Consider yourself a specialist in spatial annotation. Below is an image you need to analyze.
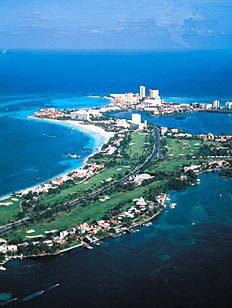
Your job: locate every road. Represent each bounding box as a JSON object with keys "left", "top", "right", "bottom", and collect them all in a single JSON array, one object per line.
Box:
[
  {"left": 0, "top": 217, "right": 31, "bottom": 234},
  {"left": 67, "top": 126, "right": 162, "bottom": 207},
  {"left": 0, "top": 126, "right": 162, "bottom": 234}
]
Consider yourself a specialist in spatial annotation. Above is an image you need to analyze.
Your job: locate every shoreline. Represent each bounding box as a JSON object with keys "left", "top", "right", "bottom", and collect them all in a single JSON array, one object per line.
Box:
[
  {"left": 28, "top": 117, "right": 114, "bottom": 144},
  {"left": 1, "top": 194, "right": 167, "bottom": 265},
  {"left": 0, "top": 117, "right": 114, "bottom": 200}
]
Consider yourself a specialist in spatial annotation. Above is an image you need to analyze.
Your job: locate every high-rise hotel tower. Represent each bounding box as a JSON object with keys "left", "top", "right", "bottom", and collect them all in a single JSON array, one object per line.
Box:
[{"left": 140, "top": 85, "right": 146, "bottom": 98}]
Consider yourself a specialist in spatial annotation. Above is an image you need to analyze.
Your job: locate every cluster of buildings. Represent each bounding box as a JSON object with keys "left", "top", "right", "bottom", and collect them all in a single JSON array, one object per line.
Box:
[
  {"left": 17, "top": 164, "right": 105, "bottom": 198},
  {"left": 198, "top": 133, "right": 232, "bottom": 143},
  {"left": 110, "top": 86, "right": 232, "bottom": 116},
  {"left": 70, "top": 106, "right": 120, "bottom": 121},
  {"left": 0, "top": 195, "right": 159, "bottom": 256},
  {"left": 111, "top": 85, "right": 193, "bottom": 115},
  {"left": 160, "top": 127, "right": 193, "bottom": 139},
  {"left": 71, "top": 109, "right": 102, "bottom": 121},
  {"left": 116, "top": 113, "right": 147, "bottom": 130},
  {"left": 211, "top": 100, "right": 232, "bottom": 110},
  {"left": 160, "top": 126, "right": 232, "bottom": 144},
  {"left": 34, "top": 108, "right": 71, "bottom": 119},
  {"left": 191, "top": 100, "right": 232, "bottom": 111},
  {"left": 0, "top": 238, "right": 18, "bottom": 254},
  {"left": 184, "top": 160, "right": 231, "bottom": 174},
  {"left": 130, "top": 173, "right": 152, "bottom": 186},
  {"left": 43, "top": 195, "right": 157, "bottom": 244}
]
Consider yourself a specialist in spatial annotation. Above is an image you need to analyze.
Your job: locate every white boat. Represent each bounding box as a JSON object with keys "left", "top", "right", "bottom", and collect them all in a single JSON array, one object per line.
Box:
[
  {"left": 67, "top": 153, "right": 80, "bottom": 158},
  {"left": 85, "top": 245, "right": 93, "bottom": 250},
  {"left": 143, "top": 222, "right": 152, "bottom": 226},
  {"left": 169, "top": 203, "right": 176, "bottom": 209},
  {"left": 0, "top": 265, "right": 6, "bottom": 271}
]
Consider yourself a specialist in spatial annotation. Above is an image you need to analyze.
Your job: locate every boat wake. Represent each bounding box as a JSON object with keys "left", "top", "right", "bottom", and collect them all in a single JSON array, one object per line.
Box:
[
  {"left": 46, "top": 283, "right": 60, "bottom": 291},
  {"left": 20, "top": 291, "right": 44, "bottom": 302},
  {"left": 0, "top": 298, "right": 17, "bottom": 306},
  {"left": 0, "top": 284, "right": 60, "bottom": 305}
]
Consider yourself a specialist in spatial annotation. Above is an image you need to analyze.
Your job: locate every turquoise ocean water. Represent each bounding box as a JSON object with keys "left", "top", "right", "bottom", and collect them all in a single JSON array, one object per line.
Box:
[{"left": 0, "top": 50, "right": 231, "bottom": 308}]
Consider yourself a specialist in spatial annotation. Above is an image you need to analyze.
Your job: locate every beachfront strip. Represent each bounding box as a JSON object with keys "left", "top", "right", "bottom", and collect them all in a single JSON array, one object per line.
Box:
[{"left": 0, "top": 94, "right": 232, "bottom": 265}]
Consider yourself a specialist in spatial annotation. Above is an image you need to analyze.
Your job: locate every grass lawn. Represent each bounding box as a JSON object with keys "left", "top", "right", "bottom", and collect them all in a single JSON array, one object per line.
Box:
[
  {"left": 40, "top": 131, "right": 148, "bottom": 206},
  {"left": 166, "top": 138, "right": 221, "bottom": 158},
  {"left": 0, "top": 197, "right": 22, "bottom": 225},
  {"left": 127, "top": 132, "right": 147, "bottom": 159},
  {"left": 5, "top": 180, "right": 166, "bottom": 241},
  {"left": 40, "top": 165, "right": 130, "bottom": 206}
]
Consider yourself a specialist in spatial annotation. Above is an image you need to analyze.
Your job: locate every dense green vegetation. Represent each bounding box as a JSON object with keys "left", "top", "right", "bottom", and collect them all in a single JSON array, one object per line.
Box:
[{"left": 1, "top": 122, "right": 231, "bottom": 255}]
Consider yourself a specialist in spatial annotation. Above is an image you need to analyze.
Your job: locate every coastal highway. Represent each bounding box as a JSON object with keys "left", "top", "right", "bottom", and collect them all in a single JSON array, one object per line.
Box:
[
  {"left": 67, "top": 126, "right": 162, "bottom": 207},
  {"left": 0, "top": 217, "right": 31, "bottom": 234},
  {"left": 0, "top": 126, "right": 162, "bottom": 234}
]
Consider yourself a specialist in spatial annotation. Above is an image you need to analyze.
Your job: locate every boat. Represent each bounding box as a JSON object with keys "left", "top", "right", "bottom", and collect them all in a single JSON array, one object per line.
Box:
[
  {"left": 0, "top": 265, "right": 6, "bottom": 271},
  {"left": 47, "top": 283, "right": 60, "bottom": 291},
  {"left": 169, "top": 203, "right": 176, "bottom": 209},
  {"left": 86, "top": 245, "right": 93, "bottom": 250},
  {"left": 83, "top": 242, "right": 93, "bottom": 249},
  {"left": 67, "top": 154, "right": 80, "bottom": 158},
  {"left": 219, "top": 194, "right": 222, "bottom": 198},
  {"left": 143, "top": 222, "right": 152, "bottom": 226}
]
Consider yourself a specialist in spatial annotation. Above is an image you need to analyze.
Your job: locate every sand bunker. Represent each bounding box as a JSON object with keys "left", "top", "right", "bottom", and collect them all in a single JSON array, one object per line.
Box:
[
  {"left": 26, "top": 229, "right": 35, "bottom": 234},
  {"left": 44, "top": 230, "right": 58, "bottom": 234},
  {"left": 0, "top": 202, "right": 13, "bottom": 206},
  {"left": 26, "top": 235, "right": 44, "bottom": 239}
]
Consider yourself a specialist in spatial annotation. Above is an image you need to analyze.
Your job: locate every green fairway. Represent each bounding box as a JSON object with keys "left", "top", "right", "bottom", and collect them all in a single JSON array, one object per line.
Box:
[
  {"left": 0, "top": 197, "right": 22, "bottom": 225},
  {"left": 127, "top": 132, "right": 147, "bottom": 159},
  {"left": 2, "top": 130, "right": 152, "bottom": 240},
  {"left": 40, "top": 131, "right": 148, "bottom": 206},
  {"left": 6, "top": 180, "right": 166, "bottom": 241}
]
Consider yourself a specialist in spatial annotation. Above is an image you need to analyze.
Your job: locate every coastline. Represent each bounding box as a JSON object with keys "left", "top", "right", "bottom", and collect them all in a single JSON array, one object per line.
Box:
[
  {"left": 0, "top": 194, "right": 167, "bottom": 265},
  {"left": 28, "top": 117, "right": 114, "bottom": 144},
  {"left": 0, "top": 117, "right": 114, "bottom": 200}
]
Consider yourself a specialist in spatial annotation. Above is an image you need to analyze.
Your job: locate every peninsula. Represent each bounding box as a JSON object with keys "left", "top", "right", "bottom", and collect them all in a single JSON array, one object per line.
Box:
[{"left": 0, "top": 87, "right": 231, "bottom": 265}]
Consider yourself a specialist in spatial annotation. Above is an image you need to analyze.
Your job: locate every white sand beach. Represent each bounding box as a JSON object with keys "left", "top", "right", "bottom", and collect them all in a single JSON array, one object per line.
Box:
[
  {"left": 29, "top": 117, "right": 114, "bottom": 145},
  {"left": 5, "top": 116, "right": 115, "bottom": 199}
]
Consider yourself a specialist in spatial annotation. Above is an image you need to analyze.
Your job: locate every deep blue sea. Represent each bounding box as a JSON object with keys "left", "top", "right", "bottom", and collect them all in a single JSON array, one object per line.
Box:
[{"left": 0, "top": 50, "right": 232, "bottom": 308}]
